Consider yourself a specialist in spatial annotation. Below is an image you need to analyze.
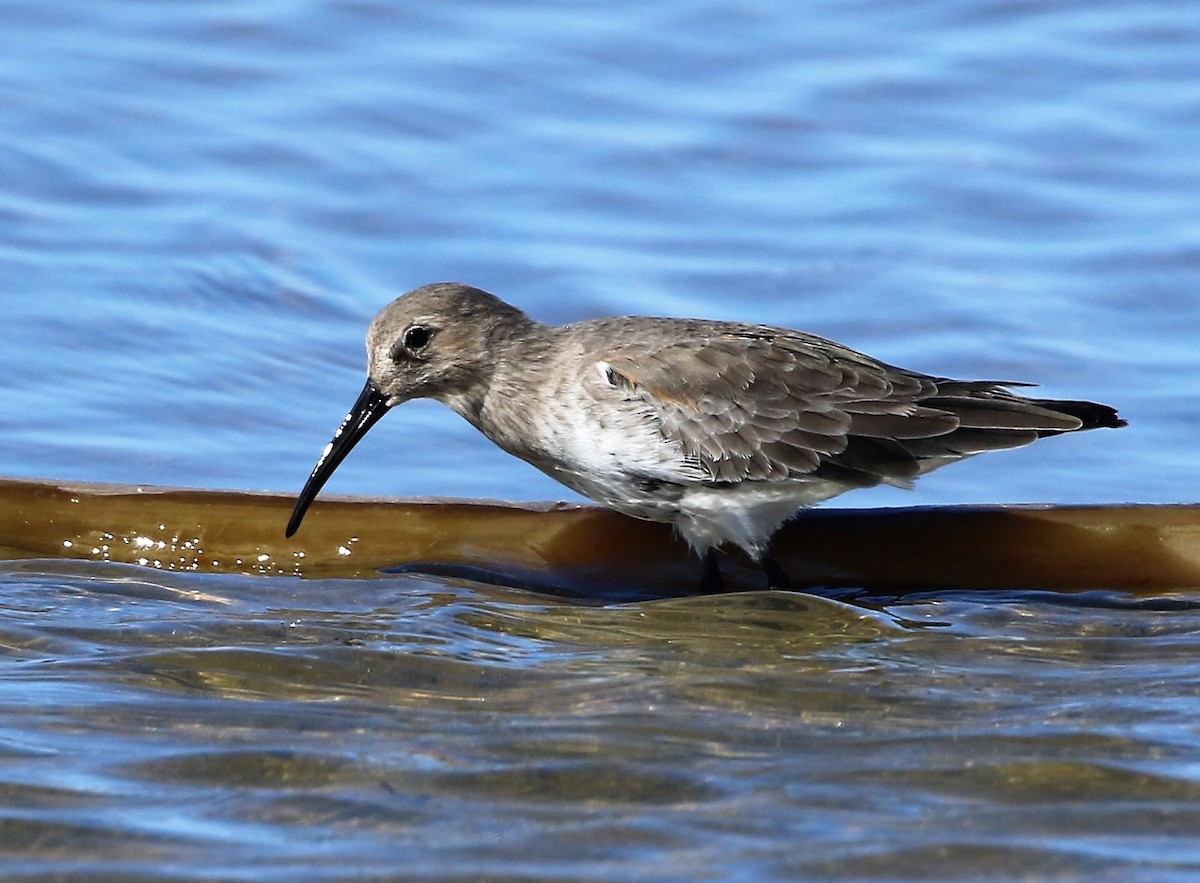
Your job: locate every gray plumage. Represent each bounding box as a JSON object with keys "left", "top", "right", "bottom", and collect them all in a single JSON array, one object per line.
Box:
[{"left": 287, "top": 282, "right": 1126, "bottom": 590}]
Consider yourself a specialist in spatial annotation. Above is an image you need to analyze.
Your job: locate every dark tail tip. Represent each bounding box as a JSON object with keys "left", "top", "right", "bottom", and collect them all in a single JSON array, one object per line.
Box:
[{"left": 1036, "top": 398, "right": 1127, "bottom": 430}]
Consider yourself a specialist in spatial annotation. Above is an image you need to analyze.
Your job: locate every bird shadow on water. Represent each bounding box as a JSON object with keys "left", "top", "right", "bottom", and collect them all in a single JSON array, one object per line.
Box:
[
  {"left": 380, "top": 559, "right": 1200, "bottom": 644},
  {"left": 381, "top": 558, "right": 757, "bottom": 604},
  {"left": 380, "top": 559, "right": 949, "bottom": 634}
]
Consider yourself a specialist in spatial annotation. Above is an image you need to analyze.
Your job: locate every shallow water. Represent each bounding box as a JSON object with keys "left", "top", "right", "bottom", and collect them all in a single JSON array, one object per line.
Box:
[
  {"left": 2, "top": 0, "right": 1200, "bottom": 878},
  {"left": 4, "top": 561, "right": 1200, "bottom": 879}
]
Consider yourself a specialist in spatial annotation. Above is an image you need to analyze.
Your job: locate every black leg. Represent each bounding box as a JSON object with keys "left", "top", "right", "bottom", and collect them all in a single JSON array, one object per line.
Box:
[
  {"left": 761, "top": 555, "right": 792, "bottom": 591},
  {"left": 698, "top": 547, "right": 724, "bottom": 593}
]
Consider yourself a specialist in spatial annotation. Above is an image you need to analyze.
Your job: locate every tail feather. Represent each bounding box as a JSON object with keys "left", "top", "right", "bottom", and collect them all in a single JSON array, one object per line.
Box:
[
  {"left": 1028, "top": 398, "right": 1127, "bottom": 431},
  {"left": 817, "top": 388, "right": 1126, "bottom": 489}
]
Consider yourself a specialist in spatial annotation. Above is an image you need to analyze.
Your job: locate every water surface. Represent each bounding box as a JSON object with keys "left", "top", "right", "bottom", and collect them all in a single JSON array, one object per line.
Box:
[
  {"left": 5, "top": 561, "right": 1200, "bottom": 879},
  {"left": 1, "top": 0, "right": 1199, "bottom": 878}
]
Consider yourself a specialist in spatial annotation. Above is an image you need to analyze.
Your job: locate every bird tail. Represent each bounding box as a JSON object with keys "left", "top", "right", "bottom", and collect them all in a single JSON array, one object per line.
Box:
[{"left": 1027, "top": 398, "right": 1127, "bottom": 432}]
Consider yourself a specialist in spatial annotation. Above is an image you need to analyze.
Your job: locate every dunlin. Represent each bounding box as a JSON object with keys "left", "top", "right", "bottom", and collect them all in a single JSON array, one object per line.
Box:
[{"left": 286, "top": 283, "right": 1126, "bottom": 591}]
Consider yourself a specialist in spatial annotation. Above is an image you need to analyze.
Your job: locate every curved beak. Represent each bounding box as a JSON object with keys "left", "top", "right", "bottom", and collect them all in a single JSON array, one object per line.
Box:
[{"left": 286, "top": 379, "right": 392, "bottom": 537}]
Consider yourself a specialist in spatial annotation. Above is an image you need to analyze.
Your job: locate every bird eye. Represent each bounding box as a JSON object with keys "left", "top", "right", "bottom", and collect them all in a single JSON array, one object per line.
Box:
[{"left": 403, "top": 325, "right": 432, "bottom": 350}]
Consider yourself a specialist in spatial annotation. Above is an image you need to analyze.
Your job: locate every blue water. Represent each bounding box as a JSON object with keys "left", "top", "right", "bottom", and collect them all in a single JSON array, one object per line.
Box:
[
  {"left": 3, "top": 0, "right": 1196, "bottom": 506},
  {"left": 2, "top": 0, "right": 1200, "bottom": 878}
]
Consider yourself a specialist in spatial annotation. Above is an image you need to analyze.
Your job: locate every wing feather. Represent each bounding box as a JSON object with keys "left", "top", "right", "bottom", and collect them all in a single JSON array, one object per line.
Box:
[{"left": 576, "top": 317, "right": 1098, "bottom": 487}]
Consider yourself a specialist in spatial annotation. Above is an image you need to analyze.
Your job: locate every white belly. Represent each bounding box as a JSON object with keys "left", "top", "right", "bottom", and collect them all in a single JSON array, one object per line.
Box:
[
  {"left": 672, "top": 480, "right": 855, "bottom": 560},
  {"left": 473, "top": 368, "right": 858, "bottom": 560},
  {"left": 533, "top": 458, "right": 855, "bottom": 562}
]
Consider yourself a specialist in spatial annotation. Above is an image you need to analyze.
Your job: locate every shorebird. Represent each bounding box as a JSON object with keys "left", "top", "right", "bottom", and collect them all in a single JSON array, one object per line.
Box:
[{"left": 286, "top": 283, "right": 1125, "bottom": 591}]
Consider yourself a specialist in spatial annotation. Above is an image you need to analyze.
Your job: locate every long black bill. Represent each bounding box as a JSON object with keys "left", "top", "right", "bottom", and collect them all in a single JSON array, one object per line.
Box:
[{"left": 285, "top": 379, "right": 392, "bottom": 538}]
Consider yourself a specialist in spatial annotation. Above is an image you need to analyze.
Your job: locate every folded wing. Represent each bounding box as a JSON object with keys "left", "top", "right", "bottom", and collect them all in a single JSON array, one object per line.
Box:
[{"left": 588, "top": 322, "right": 1118, "bottom": 490}]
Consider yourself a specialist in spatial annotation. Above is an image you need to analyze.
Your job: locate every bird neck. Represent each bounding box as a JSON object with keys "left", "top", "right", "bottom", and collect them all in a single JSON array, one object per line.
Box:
[
  {"left": 455, "top": 321, "right": 560, "bottom": 458},
  {"left": 438, "top": 311, "right": 552, "bottom": 419}
]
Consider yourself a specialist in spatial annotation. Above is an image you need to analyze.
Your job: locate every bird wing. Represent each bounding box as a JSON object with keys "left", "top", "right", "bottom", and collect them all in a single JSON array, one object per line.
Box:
[{"left": 583, "top": 320, "right": 1084, "bottom": 486}]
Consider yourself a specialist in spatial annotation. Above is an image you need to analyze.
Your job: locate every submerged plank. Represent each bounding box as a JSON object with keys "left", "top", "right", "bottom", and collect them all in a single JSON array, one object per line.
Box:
[{"left": 0, "top": 476, "right": 1197, "bottom": 596}]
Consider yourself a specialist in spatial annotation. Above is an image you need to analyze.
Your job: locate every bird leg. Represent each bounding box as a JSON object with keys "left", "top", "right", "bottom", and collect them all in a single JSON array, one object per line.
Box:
[
  {"left": 761, "top": 555, "right": 793, "bottom": 591},
  {"left": 697, "top": 547, "right": 724, "bottom": 594}
]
